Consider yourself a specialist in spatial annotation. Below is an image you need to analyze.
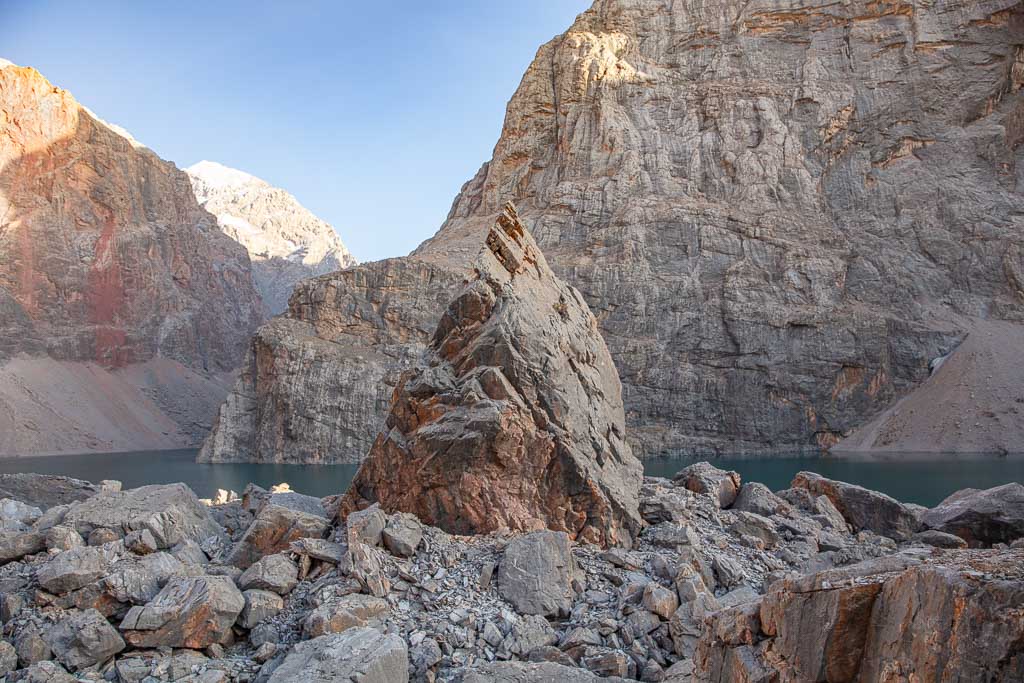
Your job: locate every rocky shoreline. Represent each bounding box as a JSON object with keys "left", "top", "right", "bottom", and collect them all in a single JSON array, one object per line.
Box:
[{"left": 0, "top": 465, "right": 1019, "bottom": 682}]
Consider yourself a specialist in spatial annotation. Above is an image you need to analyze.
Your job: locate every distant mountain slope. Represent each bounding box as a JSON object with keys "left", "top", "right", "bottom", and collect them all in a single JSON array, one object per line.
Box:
[
  {"left": 187, "top": 161, "right": 357, "bottom": 314},
  {"left": 0, "top": 60, "right": 264, "bottom": 454}
]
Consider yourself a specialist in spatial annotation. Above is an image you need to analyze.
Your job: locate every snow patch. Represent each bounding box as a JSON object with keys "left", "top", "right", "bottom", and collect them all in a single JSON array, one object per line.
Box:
[{"left": 186, "top": 161, "right": 264, "bottom": 190}]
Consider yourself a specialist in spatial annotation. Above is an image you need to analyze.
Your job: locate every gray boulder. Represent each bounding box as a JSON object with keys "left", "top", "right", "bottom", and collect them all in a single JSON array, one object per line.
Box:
[
  {"left": 674, "top": 463, "right": 741, "bottom": 508},
  {"left": 382, "top": 513, "right": 423, "bottom": 557},
  {"left": 498, "top": 531, "right": 579, "bottom": 617},
  {"left": 731, "top": 483, "right": 789, "bottom": 517},
  {"left": 36, "top": 546, "right": 107, "bottom": 594},
  {"left": 239, "top": 589, "right": 284, "bottom": 630},
  {"left": 61, "top": 483, "right": 226, "bottom": 549},
  {"left": 303, "top": 594, "right": 389, "bottom": 637},
  {"left": 266, "top": 628, "right": 408, "bottom": 683},
  {"left": 0, "top": 640, "right": 16, "bottom": 676},
  {"left": 464, "top": 661, "right": 629, "bottom": 682},
  {"left": 0, "top": 529, "right": 45, "bottom": 563},
  {"left": 43, "top": 608, "right": 125, "bottom": 671},
  {"left": 0, "top": 474, "right": 100, "bottom": 510},
  {"left": 922, "top": 483, "right": 1024, "bottom": 547},
  {"left": 791, "top": 472, "right": 919, "bottom": 540},
  {"left": 120, "top": 576, "right": 244, "bottom": 648},
  {"left": 346, "top": 504, "right": 386, "bottom": 547},
  {"left": 228, "top": 504, "right": 329, "bottom": 569},
  {"left": 912, "top": 529, "right": 968, "bottom": 549},
  {"left": 239, "top": 554, "right": 299, "bottom": 595}
]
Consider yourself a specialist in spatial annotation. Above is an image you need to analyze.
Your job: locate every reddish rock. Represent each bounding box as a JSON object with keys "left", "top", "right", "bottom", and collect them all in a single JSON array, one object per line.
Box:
[{"left": 340, "top": 204, "right": 642, "bottom": 547}]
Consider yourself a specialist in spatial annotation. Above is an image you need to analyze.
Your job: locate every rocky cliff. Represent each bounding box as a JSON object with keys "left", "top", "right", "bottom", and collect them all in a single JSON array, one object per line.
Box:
[
  {"left": 0, "top": 61, "right": 264, "bottom": 453},
  {"left": 186, "top": 161, "right": 357, "bottom": 315},
  {"left": 204, "top": 0, "right": 1024, "bottom": 462},
  {"left": 340, "top": 204, "right": 643, "bottom": 547}
]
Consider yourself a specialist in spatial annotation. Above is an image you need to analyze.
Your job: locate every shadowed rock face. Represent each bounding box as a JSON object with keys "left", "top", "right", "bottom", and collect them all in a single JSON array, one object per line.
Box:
[
  {"left": 203, "top": 0, "right": 1024, "bottom": 462},
  {"left": 340, "top": 204, "right": 643, "bottom": 547}
]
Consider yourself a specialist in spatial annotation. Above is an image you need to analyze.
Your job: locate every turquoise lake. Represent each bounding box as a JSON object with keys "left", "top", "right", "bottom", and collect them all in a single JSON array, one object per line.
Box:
[{"left": 0, "top": 450, "right": 1022, "bottom": 507}]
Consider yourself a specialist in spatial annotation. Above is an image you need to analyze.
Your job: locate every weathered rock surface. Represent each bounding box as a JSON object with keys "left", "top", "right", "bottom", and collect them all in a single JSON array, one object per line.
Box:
[
  {"left": 922, "top": 483, "right": 1024, "bottom": 546},
  {"left": 792, "top": 471, "right": 920, "bottom": 540},
  {"left": 186, "top": 160, "right": 357, "bottom": 315},
  {"left": 340, "top": 205, "right": 643, "bottom": 546},
  {"left": 695, "top": 550, "right": 1024, "bottom": 682},
  {"left": 61, "top": 483, "right": 226, "bottom": 549},
  {"left": 43, "top": 609, "right": 125, "bottom": 671},
  {"left": 0, "top": 62, "right": 263, "bottom": 455},
  {"left": 266, "top": 628, "right": 409, "bottom": 683},
  {"left": 120, "top": 576, "right": 244, "bottom": 648},
  {"left": 203, "top": 0, "right": 1024, "bottom": 461},
  {"left": 674, "top": 463, "right": 741, "bottom": 508},
  {"left": 464, "top": 661, "right": 628, "bottom": 682},
  {"left": 227, "top": 504, "right": 329, "bottom": 569},
  {"left": 0, "top": 475, "right": 99, "bottom": 510},
  {"left": 498, "top": 531, "right": 580, "bottom": 617}
]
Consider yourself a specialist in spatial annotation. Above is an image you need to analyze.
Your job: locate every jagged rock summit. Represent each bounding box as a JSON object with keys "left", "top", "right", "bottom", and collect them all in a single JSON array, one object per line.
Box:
[
  {"left": 0, "top": 60, "right": 264, "bottom": 455},
  {"left": 341, "top": 203, "right": 643, "bottom": 547},
  {"left": 186, "top": 160, "right": 357, "bottom": 315}
]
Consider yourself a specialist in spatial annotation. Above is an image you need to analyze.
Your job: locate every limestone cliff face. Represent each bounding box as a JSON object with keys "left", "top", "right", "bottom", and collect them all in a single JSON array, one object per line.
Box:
[
  {"left": 204, "top": 0, "right": 1024, "bottom": 462},
  {"left": 0, "top": 62, "right": 264, "bottom": 453},
  {"left": 186, "top": 161, "right": 357, "bottom": 315}
]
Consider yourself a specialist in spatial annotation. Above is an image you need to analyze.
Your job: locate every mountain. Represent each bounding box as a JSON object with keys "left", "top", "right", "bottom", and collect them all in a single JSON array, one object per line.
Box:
[
  {"left": 186, "top": 161, "right": 357, "bottom": 315},
  {"left": 0, "top": 61, "right": 264, "bottom": 455},
  {"left": 202, "top": 0, "right": 1024, "bottom": 463}
]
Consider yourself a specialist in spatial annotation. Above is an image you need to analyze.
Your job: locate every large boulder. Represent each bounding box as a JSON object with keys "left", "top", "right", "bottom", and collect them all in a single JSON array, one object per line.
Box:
[
  {"left": 340, "top": 205, "right": 643, "bottom": 547},
  {"left": 694, "top": 550, "right": 1024, "bottom": 682},
  {"left": 791, "top": 472, "right": 920, "bottom": 540},
  {"left": 36, "top": 546, "right": 108, "bottom": 594},
  {"left": 60, "top": 484, "right": 225, "bottom": 549},
  {"left": 43, "top": 609, "right": 124, "bottom": 671},
  {"left": 0, "top": 474, "right": 100, "bottom": 510},
  {"left": 498, "top": 530, "right": 580, "bottom": 617},
  {"left": 119, "top": 576, "right": 244, "bottom": 648},
  {"left": 267, "top": 628, "right": 408, "bottom": 683},
  {"left": 227, "top": 504, "right": 329, "bottom": 569},
  {"left": 922, "top": 483, "right": 1024, "bottom": 546},
  {"left": 463, "top": 661, "right": 629, "bottom": 682},
  {"left": 674, "top": 463, "right": 741, "bottom": 508}
]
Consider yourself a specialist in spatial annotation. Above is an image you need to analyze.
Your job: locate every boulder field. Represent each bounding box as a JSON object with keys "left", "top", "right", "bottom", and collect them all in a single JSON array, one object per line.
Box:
[{"left": 0, "top": 468, "right": 1019, "bottom": 681}]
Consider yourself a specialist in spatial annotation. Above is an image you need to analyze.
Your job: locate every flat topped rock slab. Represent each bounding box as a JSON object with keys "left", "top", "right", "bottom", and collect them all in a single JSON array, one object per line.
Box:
[
  {"left": 0, "top": 474, "right": 100, "bottom": 510},
  {"left": 266, "top": 627, "right": 409, "bottom": 683},
  {"left": 791, "top": 472, "right": 920, "bottom": 540},
  {"left": 61, "top": 483, "right": 225, "bottom": 549},
  {"left": 340, "top": 204, "right": 643, "bottom": 547},
  {"left": 922, "top": 483, "right": 1024, "bottom": 546}
]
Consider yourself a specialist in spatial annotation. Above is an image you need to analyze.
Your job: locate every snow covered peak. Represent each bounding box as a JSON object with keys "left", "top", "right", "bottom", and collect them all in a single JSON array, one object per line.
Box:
[
  {"left": 0, "top": 58, "right": 17, "bottom": 70},
  {"left": 185, "top": 160, "right": 357, "bottom": 314},
  {"left": 186, "top": 160, "right": 266, "bottom": 191}
]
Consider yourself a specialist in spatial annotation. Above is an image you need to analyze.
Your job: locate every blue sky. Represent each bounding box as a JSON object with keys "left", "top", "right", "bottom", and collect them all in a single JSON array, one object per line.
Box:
[{"left": 0, "top": 1, "right": 589, "bottom": 261}]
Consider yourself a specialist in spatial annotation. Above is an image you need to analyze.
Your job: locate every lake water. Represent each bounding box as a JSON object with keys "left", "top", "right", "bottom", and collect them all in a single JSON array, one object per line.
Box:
[{"left": 0, "top": 450, "right": 1022, "bottom": 507}]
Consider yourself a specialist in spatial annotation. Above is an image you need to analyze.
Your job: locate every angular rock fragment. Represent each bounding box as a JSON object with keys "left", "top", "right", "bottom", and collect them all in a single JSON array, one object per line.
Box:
[
  {"left": 228, "top": 504, "right": 329, "bottom": 569},
  {"left": 382, "top": 512, "right": 423, "bottom": 557},
  {"left": 43, "top": 608, "right": 125, "bottom": 671},
  {"left": 340, "top": 204, "right": 642, "bottom": 547},
  {"left": 464, "top": 661, "right": 629, "bottom": 682},
  {"left": 0, "top": 529, "right": 45, "bottom": 563},
  {"left": 266, "top": 627, "right": 409, "bottom": 683},
  {"left": 36, "top": 546, "right": 107, "bottom": 594},
  {"left": 303, "top": 594, "right": 389, "bottom": 637},
  {"left": 120, "top": 576, "right": 244, "bottom": 648},
  {"left": 239, "top": 589, "right": 284, "bottom": 630},
  {"left": 674, "top": 463, "right": 741, "bottom": 508},
  {"left": 238, "top": 554, "right": 298, "bottom": 595},
  {"left": 498, "top": 531, "right": 579, "bottom": 617}
]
